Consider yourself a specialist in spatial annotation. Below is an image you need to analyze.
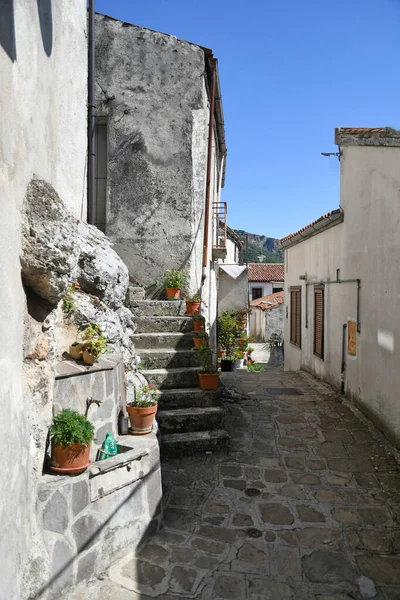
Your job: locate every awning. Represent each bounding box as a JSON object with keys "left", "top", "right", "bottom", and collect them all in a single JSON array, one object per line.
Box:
[{"left": 218, "top": 265, "right": 247, "bottom": 279}]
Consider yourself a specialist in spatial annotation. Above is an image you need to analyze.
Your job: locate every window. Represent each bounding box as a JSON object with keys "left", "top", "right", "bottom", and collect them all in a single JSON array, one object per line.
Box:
[
  {"left": 314, "top": 287, "right": 324, "bottom": 359},
  {"left": 94, "top": 119, "right": 108, "bottom": 232},
  {"left": 273, "top": 286, "right": 283, "bottom": 293},
  {"left": 290, "top": 287, "right": 301, "bottom": 347},
  {"left": 252, "top": 287, "right": 263, "bottom": 301}
]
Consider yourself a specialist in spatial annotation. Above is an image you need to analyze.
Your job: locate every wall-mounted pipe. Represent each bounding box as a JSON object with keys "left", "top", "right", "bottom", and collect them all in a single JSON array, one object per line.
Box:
[
  {"left": 202, "top": 58, "right": 216, "bottom": 278},
  {"left": 87, "top": 0, "right": 96, "bottom": 224},
  {"left": 305, "top": 278, "right": 361, "bottom": 332},
  {"left": 341, "top": 323, "right": 347, "bottom": 395}
]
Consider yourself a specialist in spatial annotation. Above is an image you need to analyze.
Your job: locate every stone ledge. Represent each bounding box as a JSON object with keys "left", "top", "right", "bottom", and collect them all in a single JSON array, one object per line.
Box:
[{"left": 55, "top": 354, "right": 123, "bottom": 379}]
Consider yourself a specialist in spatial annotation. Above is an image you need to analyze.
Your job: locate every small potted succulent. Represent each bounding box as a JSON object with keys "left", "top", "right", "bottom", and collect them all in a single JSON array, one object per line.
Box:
[
  {"left": 193, "top": 311, "right": 206, "bottom": 332},
  {"left": 196, "top": 334, "right": 219, "bottom": 390},
  {"left": 49, "top": 409, "right": 95, "bottom": 474},
  {"left": 126, "top": 384, "right": 159, "bottom": 434},
  {"left": 185, "top": 294, "right": 201, "bottom": 316},
  {"left": 164, "top": 269, "right": 187, "bottom": 300},
  {"left": 81, "top": 323, "right": 108, "bottom": 365}
]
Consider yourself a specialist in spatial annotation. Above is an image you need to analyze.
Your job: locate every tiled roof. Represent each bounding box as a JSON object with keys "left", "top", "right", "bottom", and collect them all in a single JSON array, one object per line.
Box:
[
  {"left": 280, "top": 209, "right": 343, "bottom": 244},
  {"left": 250, "top": 291, "right": 285, "bottom": 311},
  {"left": 336, "top": 127, "right": 400, "bottom": 138},
  {"left": 248, "top": 263, "right": 284, "bottom": 282}
]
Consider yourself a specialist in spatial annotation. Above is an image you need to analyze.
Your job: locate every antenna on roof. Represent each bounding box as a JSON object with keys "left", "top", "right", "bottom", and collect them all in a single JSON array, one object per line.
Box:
[
  {"left": 321, "top": 151, "right": 342, "bottom": 161},
  {"left": 257, "top": 255, "right": 264, "bottom": 263}
]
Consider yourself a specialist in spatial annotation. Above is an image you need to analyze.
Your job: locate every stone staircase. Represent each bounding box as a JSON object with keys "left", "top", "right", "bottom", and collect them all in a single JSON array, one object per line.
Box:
[{"left": 128, "top": 287, "right": 229, "bottom": 456}]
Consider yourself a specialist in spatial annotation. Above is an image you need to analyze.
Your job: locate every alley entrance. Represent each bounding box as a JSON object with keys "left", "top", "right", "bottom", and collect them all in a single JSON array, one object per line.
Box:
[{"left": 66, "top": 365, "right": 400, "bottom": 600}]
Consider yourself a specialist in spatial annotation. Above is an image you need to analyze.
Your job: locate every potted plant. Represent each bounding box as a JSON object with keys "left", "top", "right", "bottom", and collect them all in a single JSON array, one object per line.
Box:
[
  {"left": 235, "top": 307, "right": 251, "bottom": 330},
  {"left": 197, "top": 334, "right": 219, "bottom": 390},
  {"left": 217, "top": 311, "right": 241, "bottom": 369},
  {"left": 193, "top": 331, "right": 207, "bottom": 349},
  {"left": 237, "top": 332, "right": 250, "bottom": 350},
  {"left": 49, "top": 409, "right": 95, "bottom": 474},
  {"left": 193, "top": 312, "right": 206, "bottom": 332},
  {"left": 68, "top": 341, "right": 87, "bottom": 360},
  {"left": 185, "top": 294, "right": 201, "bottom": 315},
  {"left": 81, "top": 322, "right": 108, "bottom": 365},
  {"left": 247, "top": 346, "right": 255, "bottom": 357},
  {"left": 163, "top": 269, "right": 187, "bottom": 300},
  {"left": 126, "top": 384, "right": 159, "bottom": 434}
]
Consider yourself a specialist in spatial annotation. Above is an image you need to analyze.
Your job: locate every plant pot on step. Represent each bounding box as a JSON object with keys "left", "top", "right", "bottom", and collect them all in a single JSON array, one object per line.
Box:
[
  {"left": 166, "top": 287, "right": 181, "bottom": 300},
  {"left": 68, "top": 342, "right": 86, "bottom": 360},
  {"left": 126, "top": 404, "right": 158, "bottom": 435},
  {"left": 185, "top": 300, "right": 201, "bottom": 315},
  {"left": 193, "top": 320, "right": 205, "bottom": 332},
  {"left": 218, "top": 349, "right": 226, "bottom": 359},
  {"left": 49, "top": 409, "right": 94, "bottom": 475},
  {"left": 198, "top": 372, "right": 220, "bottom": 390},
  {"left": 51, "top": 443, "right": 91, "bottom": 474}
]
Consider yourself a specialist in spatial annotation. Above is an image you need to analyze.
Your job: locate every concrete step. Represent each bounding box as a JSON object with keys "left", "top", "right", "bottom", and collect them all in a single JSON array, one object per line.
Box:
[
  {"left": 127, "top": 286, "right": 146, "bottom": 303},
  {"left": 132, "top": 332, "right": 194, "bottom": 350},
  {"left": 158, "top": 407, "right": 224, "bottom": 433},
  {"left": 157, "top": 388, "right": 219, "bottom": 409},
  {"left": 161, "top": 429, "right": 229, "bottom": 457},
  {"left": 137, "top": 349, "right": 200, "bottom": 369},
  {"left": 137, "top": 316, "right": 193, "bottom": 334},
  {"left": 130, "top": 300, "right": 187, "bottom": 317},
  {"left": 142, "top": 367, "right": 199, "bottom": 389}
]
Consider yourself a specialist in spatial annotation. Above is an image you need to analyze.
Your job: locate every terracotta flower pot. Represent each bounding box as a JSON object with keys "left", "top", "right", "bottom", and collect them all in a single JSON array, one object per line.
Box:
[
  {"left": 198, "top": 373, "right": 220, "bottom": 390},
  {"left": 218, "top": 349, "right": 226, "bottom": 359},
  {"left": 166, "top": 287, "right": 181, "bottom": 300},
  {"left": 82, "top": 348, "right": 97, "bottom": 365},
  {"left": 239, "top": 320, "right": 247, "bottom": 330},
  {"left": 238, "top": 339, "right": 247, "bottom": 350},
  {"left": 126, "top": 404, "right": 158, "bottom": 435},
  {"left": 193, "top": 320, "right": 205, "bottom": 332},
  {"left": 193, "top": 337, "right": 204, "bottom": 348},
  {"left": 68, "top": 342, "right": 86, "bottom": 360},
  {"left": 51, "top": 443, "right": 91, "bottom": 474},
  {"left": 185, "top": 301, "right": 201, "bottom": 315}
]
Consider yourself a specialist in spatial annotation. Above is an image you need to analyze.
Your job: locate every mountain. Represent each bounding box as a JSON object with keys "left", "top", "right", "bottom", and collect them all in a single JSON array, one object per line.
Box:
[{"left": 233, "top": 229, "right": 284, "bottom": 263}]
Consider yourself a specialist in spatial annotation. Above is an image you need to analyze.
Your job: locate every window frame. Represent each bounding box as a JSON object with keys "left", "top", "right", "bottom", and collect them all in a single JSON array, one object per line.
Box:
[
  {"left": 313, "top": 285, "right": 324, "bottom": 360},
  {"left": 290, "top": 286, "right": 302, "bottom": 348},
  {"left": 251, "top": 287, "right": 263, "bottom": 301}
]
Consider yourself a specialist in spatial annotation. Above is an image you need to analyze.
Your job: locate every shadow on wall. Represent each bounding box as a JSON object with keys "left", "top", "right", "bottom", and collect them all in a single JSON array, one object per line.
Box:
[
  {"left": 0, "top": 0, "right": 17, "bottom": 61},
  {"left": 0, "top": 0, "right": 53, "bottom": 62}
]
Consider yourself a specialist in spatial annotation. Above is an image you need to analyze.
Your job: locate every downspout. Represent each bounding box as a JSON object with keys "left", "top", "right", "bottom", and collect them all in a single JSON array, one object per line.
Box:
[
  {"left": 341, "top": 323, "right": 347, "bottom": 395},
  {"left": 202, "top": 58, "right": 216, "bottom": 279},
  {"left": 87, "top": 0, "right": 96, "bottom": 224}
]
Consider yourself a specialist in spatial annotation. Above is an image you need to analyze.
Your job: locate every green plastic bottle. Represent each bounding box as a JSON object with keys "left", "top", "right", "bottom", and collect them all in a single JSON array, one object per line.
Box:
[{"left": 98, "top": 432, "right": 118, "bottom": 460}]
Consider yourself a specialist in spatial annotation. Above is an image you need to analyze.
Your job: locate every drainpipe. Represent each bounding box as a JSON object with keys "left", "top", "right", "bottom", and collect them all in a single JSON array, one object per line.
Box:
[
  {"left": 87, "top": 0, "right": 96, "bottom": 224},
  {"left": 202, "top": 58, "right": 216, "bottom": 279},
  {"left": 341, "top": 323, "right": 347, "bottom": 395}
]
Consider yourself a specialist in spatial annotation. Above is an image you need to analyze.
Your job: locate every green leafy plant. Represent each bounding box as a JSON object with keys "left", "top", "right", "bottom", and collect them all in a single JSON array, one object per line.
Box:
[
  {"left": 196, "top": 333, "right": 217, "bottom": 374},
  {"left": 193, "top": 312, "right": 205, "bottom": 322},
  {"left": 82, "top": 322, "right": 108, "bottom": 357},
  {"left": 186, "top": 294, "right": 201, "bottom": 302},
  {"left": 49, "top": 409, "right": 95, "bottom": 448},
  {"left": 62, "top": 285, "right": 76, "bottom": 313},
  {"left": 248, "top": 363, "right": 264, "bottom": 372},
  {"left": 163, "top": 269, "right": 188, "bottom": 289},
  {"left": 129, "top": 384, "right": 160, "bottom": 408},
  {"left": 217, "top": 311, "right": 242, "bottom": 354},
  {"left": 247, "top": 346, "right": 255, "bottom": 355}
]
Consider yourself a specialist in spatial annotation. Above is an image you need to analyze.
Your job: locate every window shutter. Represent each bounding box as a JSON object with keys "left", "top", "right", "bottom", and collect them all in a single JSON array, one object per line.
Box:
[
  {"left": 290, "top": 287, "right": 301, "bottom": 347},
  {"left": 314, "top": 288, "right": 324, "bottom": 359}
]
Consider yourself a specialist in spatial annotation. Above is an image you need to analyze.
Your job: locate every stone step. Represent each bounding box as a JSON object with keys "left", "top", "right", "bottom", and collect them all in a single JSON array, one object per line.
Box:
[
  {"left": 158, "top": 407, "right": 224, "bottom": 433},
  {"left": 127, "top": 286, "right": 146, "bottom": 303},
  {"left": 132, "top": 332, "right": 194, "bottom": 350},
  {"left": 130, "top": 300, "right": 187, "bottom": 317},
  {"left": 137, "top": 316, "right": 193, "bottom": 334},
  {"left": 142, "top": 367, "right": 199, "bottom": 389},
  {"left": 161, "top": 430, "right": 229, "bottom": 457},
  {"left": 157, "top": 388, "right": 219, "bottom": 409},
  {"left": 137, "top": 349, "right": 200, "bottom": 369}
]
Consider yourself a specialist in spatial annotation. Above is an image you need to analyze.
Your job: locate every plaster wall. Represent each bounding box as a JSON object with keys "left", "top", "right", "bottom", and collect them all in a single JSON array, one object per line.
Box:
[
  {"left": 95, "top": 15, "right": 220, "bottom": 296},
  {"left": 284, "top": 144, "right": 400, "bottom": 445},
  {"left": 266, "top": 304, "right": 284, "bottom": 341},
  {"left": 0, "top": 3, "right": 87, "bottom": 597},
  {"left": 249, "top": 281, "right": 273, "bottom": 300},
  {"left": 249, "top": 306, "right": 266, "bottom": 341},
  {"left": 218, "top": 266, "right": 249, "bottom": 314}
]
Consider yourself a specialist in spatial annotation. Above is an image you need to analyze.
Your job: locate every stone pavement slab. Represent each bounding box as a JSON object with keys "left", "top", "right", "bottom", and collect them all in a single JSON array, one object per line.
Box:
[{"left": 63, "top": 367, "right": 400, "bottom": 600}]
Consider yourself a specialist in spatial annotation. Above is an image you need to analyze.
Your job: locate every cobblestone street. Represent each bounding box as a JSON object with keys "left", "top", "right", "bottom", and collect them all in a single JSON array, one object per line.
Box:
[{"left": 66, "top": 365, "right": 400, "bottom": 600}]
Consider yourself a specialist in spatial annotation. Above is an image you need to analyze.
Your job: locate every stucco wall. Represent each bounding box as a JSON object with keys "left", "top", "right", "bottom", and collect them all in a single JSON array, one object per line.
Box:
[
  {"left": 0, "top": 3, "right": 87, "bottom": 597},
  {"left": 95, "top": 15, "right": 219, "bottom": 295},
  {"left": 284, "top": 143, "right": 400, "bottom": 445},
  {"left": 266, "top": 304, "right": 284, "bottom": 341}
]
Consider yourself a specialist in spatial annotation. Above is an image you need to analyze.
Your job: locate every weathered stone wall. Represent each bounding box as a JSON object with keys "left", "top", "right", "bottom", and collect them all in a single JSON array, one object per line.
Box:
[
  {"left": 0, "top": 3, "right": 87, "bottom": 597},
  {"left": 94, "top": 14, "right": 210, "bottom": 292},
  {"left": 265, "top": 304, "right": 284, "bottom": 341}
]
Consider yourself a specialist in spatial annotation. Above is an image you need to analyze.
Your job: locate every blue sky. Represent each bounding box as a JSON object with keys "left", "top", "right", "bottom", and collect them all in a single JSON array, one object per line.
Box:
[{"left": 96, "top": 0, "right": 400, "bottom": 239}]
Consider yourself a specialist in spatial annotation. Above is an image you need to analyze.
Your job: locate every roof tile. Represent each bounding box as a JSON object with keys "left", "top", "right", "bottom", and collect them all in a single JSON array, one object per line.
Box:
[
  {"left": 250, "top": 291, "right": 285, "bottom": 311},
  {"left": 248, "top": 263, "right": 284, "bottom": 282}
]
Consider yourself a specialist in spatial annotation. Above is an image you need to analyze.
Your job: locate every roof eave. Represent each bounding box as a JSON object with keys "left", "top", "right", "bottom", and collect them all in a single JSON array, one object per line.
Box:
[{"left": 280, "top": 209, "right": 344, "bottom": 250}]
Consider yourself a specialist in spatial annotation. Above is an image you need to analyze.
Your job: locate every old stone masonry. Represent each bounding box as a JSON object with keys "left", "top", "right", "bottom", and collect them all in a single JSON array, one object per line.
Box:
[{"left": 65, "top": 366, "right": 400, "bottom": 600}]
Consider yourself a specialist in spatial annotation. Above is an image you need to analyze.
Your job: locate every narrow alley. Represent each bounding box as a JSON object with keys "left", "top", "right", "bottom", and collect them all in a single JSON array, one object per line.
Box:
[{"left": 66, "top": 362, "right": 400, "bottom": 600}]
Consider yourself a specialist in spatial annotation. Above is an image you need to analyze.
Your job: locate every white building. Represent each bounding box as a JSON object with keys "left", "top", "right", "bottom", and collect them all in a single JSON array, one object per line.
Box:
[
  {"left": 281, "top": 127, "right": 400, "bottom": 447},
  {"left": 248, "top": 263, "right": 284, "bottom": 301}
]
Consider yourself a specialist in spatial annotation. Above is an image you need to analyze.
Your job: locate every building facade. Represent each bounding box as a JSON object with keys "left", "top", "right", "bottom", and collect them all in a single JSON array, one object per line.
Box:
[
  {"left": 249, "top": 291, "right": 284, "bottom": 342},
  {"left": 281, "top": 127, "right": 400, "bottom": 446},
  {"left": 248, "top": 263, "right": 284, "bottom": 301}
]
